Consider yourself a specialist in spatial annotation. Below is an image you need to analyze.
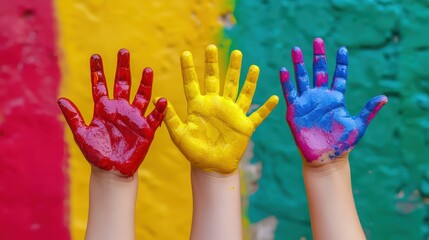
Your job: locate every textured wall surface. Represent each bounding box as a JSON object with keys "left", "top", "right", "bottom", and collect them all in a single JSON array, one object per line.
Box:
[
  {"left": 0, "top": 0, "right": 69, "bottom": 239},
  {"left": 1, "top": 0, "right": 429, "bottom": 239},
  {"left": 228, "top": 1, "right": 429, "bottom": 239},
  {"left": 55, "top": 0, "right": 233, "bottom": 239}
]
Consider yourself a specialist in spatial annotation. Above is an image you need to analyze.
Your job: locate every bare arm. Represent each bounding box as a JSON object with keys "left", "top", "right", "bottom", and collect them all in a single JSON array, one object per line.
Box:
[
  {"left": 162, "top": 45, "right": 278, "bottom": 239},
  {"left": 58, "top": 49, "right": 166, "bottom": 240},
  {"left": 303, "top": 158, "right": 365, "bottom": 240},
  {"left": 279, "top": 38, "right": 387, "bottom": 240},
  {"left": 190, "top": 168, "right": 242, "bottom": 240},
  {"left": 85, "top": 168, "right": 138, "bottom": 240}
]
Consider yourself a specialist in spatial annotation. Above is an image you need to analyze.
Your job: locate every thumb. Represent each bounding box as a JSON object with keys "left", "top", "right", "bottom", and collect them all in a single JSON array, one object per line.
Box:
[
  {"left": 58, "top": 98, "right": 87, "bottom": 138},
  {"left": 358, "top": 95, "right": 388, "bottom": 126},
  {"left": 154, "top": 97, "right": 185, "bottom": 143},
  {"left": 147, "top": 97, "right": 167, "bottom": 130}
]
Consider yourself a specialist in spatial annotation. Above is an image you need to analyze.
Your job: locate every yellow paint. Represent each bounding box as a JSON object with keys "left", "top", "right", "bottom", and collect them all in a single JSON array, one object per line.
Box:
[
  {"left": 163, "top": 45, "right": 279, "bottom": 174},
  {"left": 55, "top": 0, "right": 235, "bottom": 239}
]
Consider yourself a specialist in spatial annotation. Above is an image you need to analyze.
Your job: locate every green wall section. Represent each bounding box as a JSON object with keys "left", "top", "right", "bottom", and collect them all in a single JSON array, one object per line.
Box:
[{"left": 226, "top": 1, "right": 429, "bottom": 239}]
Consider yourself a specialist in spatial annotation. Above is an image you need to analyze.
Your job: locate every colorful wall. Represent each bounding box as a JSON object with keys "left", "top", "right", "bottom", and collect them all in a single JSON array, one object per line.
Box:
[{"left": 0, "top": 0, "right": 428, "bottom": 239}]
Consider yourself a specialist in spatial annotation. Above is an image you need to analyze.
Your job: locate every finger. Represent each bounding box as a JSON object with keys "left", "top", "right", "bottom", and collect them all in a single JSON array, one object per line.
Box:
[
  {"left": 249, "top": 95, "right": 279, "bottom": 128},
  {"left": 291, "top": 47, "right": 310, "bottom": 95},
  {"left": 147, "top": 97, "right": 167, "bottom": 130},
  {"left": 331, "top": 47, "right": 348, "bottom": 93},
  {"left": 57, "top": 98, "right": 87, "bottom": 136},
  {"left": 358, "top": 95, "right": 388, "bottom": 125},
  {"left": 313, "top": 38, "right": 329, "bottom": 88},
  {"left": 279, "top": 67, "right": 297, "bottom": 106},
  {"left": 161, "top": 100, "right": 186, "bottom": 142},
  {"left": 204, "top": 44, "right": 219, "bottom": 95},
  {"left": 90, "top": 54, "right": 108, "bottom": 102},
  {"left": 133, "top": 67, "right": 153, "bottom": 114},
  {"left": 181, "top": 51, "right": 201, "bottom": 101},
  {"left": 236, "top": 65, "right": 259, "bottom": 113},
  {"left": 114, "top": 48, "right": 131, "bottom": 101},
  {"left": 223, "top": 50, "right": 242, "bottom": 100}
]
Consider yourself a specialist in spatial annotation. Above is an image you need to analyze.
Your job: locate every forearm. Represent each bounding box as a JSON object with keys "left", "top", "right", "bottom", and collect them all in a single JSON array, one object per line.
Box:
[
  {"left": 190, "top": 167, "right": 243, "bottom": 240},
  {"left": 85, "top": 167, "right": 138, "bottom": 240},
  {"left": 303, "top": 158, "right": 365, "bottom": 240}
]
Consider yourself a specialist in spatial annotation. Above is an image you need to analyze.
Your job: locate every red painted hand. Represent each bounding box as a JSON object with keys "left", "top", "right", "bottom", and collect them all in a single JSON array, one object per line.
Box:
[{"left": 58, "top": 49, "right": 166, "bottom": 177}]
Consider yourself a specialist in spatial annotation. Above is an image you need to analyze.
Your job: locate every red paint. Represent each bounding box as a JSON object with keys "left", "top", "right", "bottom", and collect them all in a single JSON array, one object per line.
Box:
[
  {"left": 0, "top": 0, "right": 69, "bottom": 239},
  {"left": 58, "top": 51, "right": 167, "bottom": 177}
]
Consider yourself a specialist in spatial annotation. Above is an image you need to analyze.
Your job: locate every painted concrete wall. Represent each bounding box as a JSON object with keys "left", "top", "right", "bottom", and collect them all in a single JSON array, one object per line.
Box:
[
  {"left": 228, "top": 1, "right": 429, "bottom": 239},
  {"left": 0, "top": 0, "right": 69, "bottom": 239},
  {"left": 1, "top": 0, "right": 428, "bottom": 239},
  {"left": 55, "top": 0, "right": 234, "bottom": 239}
]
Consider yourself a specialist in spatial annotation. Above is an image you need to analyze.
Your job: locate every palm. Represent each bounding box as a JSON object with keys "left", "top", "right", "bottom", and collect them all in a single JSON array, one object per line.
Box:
[
  {"left": 80, "top": 97, "right": 154, "bottom": 171},
  {"left": 58, "top": 50, "right": 166, "bottom": 177},
  {"left": 164, "top": 45, "right": 278, "bottom": 174},
  {"left": 177, "top": 96, "right": 254, "bottom": 172},
  {"left": 287, "top": 88, "right": 361, "bottom": 163},
  {"left": 280, "top": 38, "right": 387, "bottom": 165}
]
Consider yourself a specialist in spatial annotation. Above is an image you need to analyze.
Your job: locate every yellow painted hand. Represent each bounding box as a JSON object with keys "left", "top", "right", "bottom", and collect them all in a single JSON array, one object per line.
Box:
[{"left": 163, "top": 45, "right": 279, "bottom": 174}]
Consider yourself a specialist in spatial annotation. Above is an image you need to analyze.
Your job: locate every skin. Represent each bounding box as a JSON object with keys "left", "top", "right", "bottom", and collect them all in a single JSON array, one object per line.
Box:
[
  {"left": 162, "top": 45, "right": 278, "bottom": 240},
  {"left": 58, "top": 49, "right": 166, "bottom": 240},
  {"left": 280, "top": 38, "right": 387, "bottom": 240}
]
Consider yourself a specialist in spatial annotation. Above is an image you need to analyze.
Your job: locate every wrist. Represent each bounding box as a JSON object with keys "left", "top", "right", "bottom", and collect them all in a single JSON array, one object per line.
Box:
[
  {"left": 303, "top": 155, "right": 350, "bottom": 178},
  {"left": 90, "top": 165, "right": 138, "bottom": 184},
  {"left": 190, "top": 166, "right": 241, "bottom": 200},
  {"left": 191, "top": 166, "right": 239, "bottom": 178},
  {"left": 190, "top": 167, "right": 243, "bottom": 240},
  {"left": 301, "top": 149, "right": 350, "bottom": 171},
  {"left": 86, "top": 165, "right": 138, "bottom": 240}
]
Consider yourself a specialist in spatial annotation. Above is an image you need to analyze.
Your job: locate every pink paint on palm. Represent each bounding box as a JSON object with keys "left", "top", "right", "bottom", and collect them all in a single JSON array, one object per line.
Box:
[
  {"left": 292, "top": 121, "right": 359, "bottom": 162},
  {"left": 295, "top": 127, "right": 332, "bottom": 161}
]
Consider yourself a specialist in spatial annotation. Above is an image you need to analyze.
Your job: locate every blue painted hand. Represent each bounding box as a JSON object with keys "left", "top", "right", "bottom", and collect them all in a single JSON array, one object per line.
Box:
[{"left": 279, "top": 38, "right": 388, "bottom": 166}]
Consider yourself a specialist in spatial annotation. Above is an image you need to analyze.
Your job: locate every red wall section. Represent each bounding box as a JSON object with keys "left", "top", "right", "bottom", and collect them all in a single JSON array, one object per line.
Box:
[{"left": 0, "top": 0, "right": 69, "bottom": 239}]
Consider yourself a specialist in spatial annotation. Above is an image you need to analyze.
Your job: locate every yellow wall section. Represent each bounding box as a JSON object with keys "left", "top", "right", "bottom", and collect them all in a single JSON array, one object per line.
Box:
[{"left": 55, "top": 1, "right": 234, "bottom": 239}]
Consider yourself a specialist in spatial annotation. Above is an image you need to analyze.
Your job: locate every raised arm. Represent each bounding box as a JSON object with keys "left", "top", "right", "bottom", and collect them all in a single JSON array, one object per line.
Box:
[
  {"left": 279, "top": 38, "right": 387, "bottom": 240},
  {"left": 58, "top": 49, "right": 166, "bottom": 240},
  {"left": 162, "top": 45, "right": 278, "bottom": 240}
]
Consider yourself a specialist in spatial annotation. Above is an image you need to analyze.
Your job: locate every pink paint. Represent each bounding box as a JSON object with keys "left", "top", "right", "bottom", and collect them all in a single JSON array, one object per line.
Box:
[
  {"left": 313, "top": 38, "right": 328, "bottom": 87},
  {"left": 295, "top": 127, "right": 332, "bottom": 161},
  {"left": 366, "top": 97, "right": 388, "bottom": 124},
  {"left": 279, "top": 68, "right": 290, "bottom": 83},
  {"left": 291, "top": 121, "right": 359, "bottom": 162},
  {"left": 0, "top": 0, "right": 69, "bottom": 239},
  {"left": 315, "top": 73, "right": 328, "bottom": 87},
  {"left": 313, "top": 38, "right": 325, "bottom": 54},
  {"left": 291, "top": 47, "right": 303, "bottom": 63},
  {"left": 282, "top": 38, "right": 388, "bottom": 164}
]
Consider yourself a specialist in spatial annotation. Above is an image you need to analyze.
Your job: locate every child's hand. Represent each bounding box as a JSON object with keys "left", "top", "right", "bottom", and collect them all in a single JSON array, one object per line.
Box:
[
  {"left": 162, "top": 45, "right": 278, "bottom": 174},
  {"left": 280, "top": 38, "right": 387, "bottom": 166},
  {"left": 58, "top": 49, "right": 166, "bottom": 177}
]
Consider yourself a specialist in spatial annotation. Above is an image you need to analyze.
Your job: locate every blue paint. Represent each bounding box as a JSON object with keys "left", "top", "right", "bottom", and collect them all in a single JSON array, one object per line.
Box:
[
  {"left": 291, "top": 47, "right": 310, "bottom": 94},
  {"left": 332, "top": 47, "right": 348, "bottom": 93},
  {"left": 280, "top": 38, "right": 388, "bottom": 162}
]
